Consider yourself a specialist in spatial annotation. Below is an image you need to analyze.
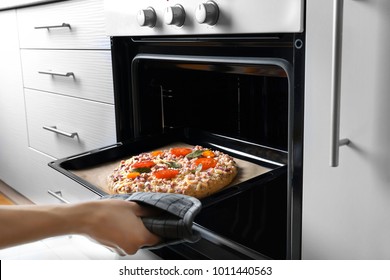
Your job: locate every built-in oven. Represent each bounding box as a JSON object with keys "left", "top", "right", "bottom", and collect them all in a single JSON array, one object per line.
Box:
[{"left": 50, "top": 0, "right": 305, "bottom": 259}]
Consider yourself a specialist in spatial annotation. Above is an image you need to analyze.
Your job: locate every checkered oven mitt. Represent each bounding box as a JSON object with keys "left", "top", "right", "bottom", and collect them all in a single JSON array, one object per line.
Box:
[{"left": 101, "top": 192, "right": 202, "bottom": 249}]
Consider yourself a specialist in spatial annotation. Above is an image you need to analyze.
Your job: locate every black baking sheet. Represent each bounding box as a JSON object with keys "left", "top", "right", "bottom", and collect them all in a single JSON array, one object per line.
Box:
[{"left": 49, "top": 128, "right": 287, "bottom": 204}]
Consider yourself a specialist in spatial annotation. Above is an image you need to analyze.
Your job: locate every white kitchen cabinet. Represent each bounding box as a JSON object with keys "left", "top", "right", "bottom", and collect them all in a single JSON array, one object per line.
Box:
[
  {"left": 0, "top": 0, "right": 115, "bottom": 204},
  {"left": 19, "top": 0, "right": 115, "bottom": 204},
  {"left": 0, "top": 10, "right": 31, "bottom": 192},
  {"left": 303, "top": 0, "right": 390, "bottom": 259}
]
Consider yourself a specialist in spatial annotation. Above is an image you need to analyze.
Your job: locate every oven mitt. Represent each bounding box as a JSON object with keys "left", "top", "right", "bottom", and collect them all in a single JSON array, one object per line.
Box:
[{"left": 101, "top": 192, "right": 202, "bottom": 249}]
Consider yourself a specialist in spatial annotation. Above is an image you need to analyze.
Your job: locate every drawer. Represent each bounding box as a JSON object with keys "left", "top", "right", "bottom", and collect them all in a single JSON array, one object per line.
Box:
[
  {"left": 21, "top": 49, "right": 114, "bottom": 104},
  {"left": 25, "top": 89, "right": 116, "bottom": 159},
  {"left": 17, "top": 0, "right": 109, "bottom": 49},
  {"left": 23, "top": 148, "right": 100, "bottom": 205}
]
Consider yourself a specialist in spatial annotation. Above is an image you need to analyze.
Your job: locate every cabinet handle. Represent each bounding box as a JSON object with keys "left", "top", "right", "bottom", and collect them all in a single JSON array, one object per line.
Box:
[
  {"left": 43, "top": 125, "right": 78, "bottom": 138},
  {"left": 38, "top": 71, "right": 75, "bottom": 77},
  {"left": 48, "top": 190, "right": 70, "bottom": 204},
  {"left": 34, "top": 23, "right": 71, "bottom": 30},
  {"left": 330, "top": 0, "right": 350, "bottom": 167}
]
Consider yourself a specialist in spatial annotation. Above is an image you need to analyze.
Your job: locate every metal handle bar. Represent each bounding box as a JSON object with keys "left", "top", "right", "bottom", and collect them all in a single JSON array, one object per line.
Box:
[
  {"left": 43, "top": 126, "right": 78, "bottom": 138},
  {"left": 330, "top": 0, "right": 350, "bottom": 167},
  {"left": 48, "top": 190, "right": 70, "bottom": 204},
  {"left": 34, "top": 23, "right": 71, "bottom": 30},
  {"left": 38, "top": 71, "right": 75, "bottom": 77}
]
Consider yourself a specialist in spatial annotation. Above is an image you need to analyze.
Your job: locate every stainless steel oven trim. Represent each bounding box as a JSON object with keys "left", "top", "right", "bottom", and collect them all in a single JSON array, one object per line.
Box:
[{"left": 131, "top": 54, "right": 295, "bottom": 259}]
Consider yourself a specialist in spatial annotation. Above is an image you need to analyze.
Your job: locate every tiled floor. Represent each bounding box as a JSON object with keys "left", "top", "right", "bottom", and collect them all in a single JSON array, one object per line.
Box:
[{"left": 0, "top": 180, "right": 161, "bottom": 260}]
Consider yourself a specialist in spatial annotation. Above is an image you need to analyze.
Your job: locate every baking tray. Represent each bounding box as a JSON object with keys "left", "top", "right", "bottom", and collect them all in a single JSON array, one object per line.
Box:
[{"left": 49, "top": 128, "right": 287, "bottom": 206}]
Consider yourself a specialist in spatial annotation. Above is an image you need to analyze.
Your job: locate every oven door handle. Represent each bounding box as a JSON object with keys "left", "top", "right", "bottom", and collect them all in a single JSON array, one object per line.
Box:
[{"left": 330, "top": 0, "right": 350, "bottom": 167}]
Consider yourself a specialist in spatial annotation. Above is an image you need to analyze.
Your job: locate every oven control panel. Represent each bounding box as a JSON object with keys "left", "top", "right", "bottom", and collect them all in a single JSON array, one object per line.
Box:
[{"left": 104, "top": 0, "right": 304, "bottom": 36}]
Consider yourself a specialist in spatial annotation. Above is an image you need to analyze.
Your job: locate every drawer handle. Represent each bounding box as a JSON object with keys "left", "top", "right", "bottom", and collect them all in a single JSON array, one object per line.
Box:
[
  {"left": 43, "top": 125, "right": 78, "bottom": 138},
  {"left": 48, "top": 190, "right": 70, "bottom": 204},
  {"left": 34, "top": 23, "right": 71, "bottom": 30},
  {"left": 38, "top": 71, "right": 75, "bottom": 78}
]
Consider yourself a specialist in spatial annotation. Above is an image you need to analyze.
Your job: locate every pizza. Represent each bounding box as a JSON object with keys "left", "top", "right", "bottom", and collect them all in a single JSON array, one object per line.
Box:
[{"left": 107, "top": 145, "right": 238, "bottom": 198}]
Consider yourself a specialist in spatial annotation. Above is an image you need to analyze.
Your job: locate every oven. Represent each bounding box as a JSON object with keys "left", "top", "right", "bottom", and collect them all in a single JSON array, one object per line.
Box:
[{"left": 50, "top": 0, "right": 305, "bottom": 260}]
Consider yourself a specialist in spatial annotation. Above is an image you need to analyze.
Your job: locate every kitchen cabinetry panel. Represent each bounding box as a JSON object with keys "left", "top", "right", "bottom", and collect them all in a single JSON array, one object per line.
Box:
[
  {"left": 17, "top": 0, "right": 109, "bottom": 49},
  {"left": 21, "top": 49, "right": 114, "bottom": 104},
  {"left": 0, "top": 10, "right": 31, "bottom": 192},
  {"left": 25, "top": 89, "right": 116, "bottom": 159},
  {"left": 303, "top": 0, "right": 390, "bottom": 259}
]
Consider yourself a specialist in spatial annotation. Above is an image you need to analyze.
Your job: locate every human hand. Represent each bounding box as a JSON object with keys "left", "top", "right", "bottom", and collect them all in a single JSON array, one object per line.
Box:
[{"left": 72, "top": 199, "right": 161, "bottom": 255}]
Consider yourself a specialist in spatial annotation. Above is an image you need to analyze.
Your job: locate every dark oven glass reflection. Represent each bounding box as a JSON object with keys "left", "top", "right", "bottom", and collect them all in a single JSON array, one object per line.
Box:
[{"left": 133, "top": 59, "right": 289, "bottom": 151}]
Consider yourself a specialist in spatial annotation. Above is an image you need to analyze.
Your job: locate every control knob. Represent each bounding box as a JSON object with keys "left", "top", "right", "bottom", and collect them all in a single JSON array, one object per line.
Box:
[
  {"left": 164, "top": 5, "right": 186, "bottom": 27},
  {"left": 195, "top": 1, "right": 219, "bottom": 25},
  {"left": 137, "top": 7, "right": 157, "bottom": 27}
]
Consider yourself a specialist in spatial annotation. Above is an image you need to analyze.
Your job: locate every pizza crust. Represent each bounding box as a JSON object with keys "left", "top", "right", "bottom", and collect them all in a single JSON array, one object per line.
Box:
[{"left": 107, "top": 146, "right": 238, "bottom": 199}]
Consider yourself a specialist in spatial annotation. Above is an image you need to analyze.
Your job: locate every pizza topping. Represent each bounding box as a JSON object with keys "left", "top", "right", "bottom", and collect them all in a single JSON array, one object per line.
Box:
[
  {"left": 150, "top": 150, "right": 163, "bottom": 157},
  {"left": 185, "top": 149, "right": 204, "bottom": 159},
  {"left": 170, "top": 147, "right": 192, "bottom": 157},
  {"left": 164, "top": 161, "right": 182, "bottom": 169},
  {"left": 131, "top": 167, "right": 152, "bottom": 173},
  {"left": 127, "top": 172, "right": 140, "bottom": 179},
  {"left": 202, "top": 150, "right": 215, "bottom": 158},
  {"left": 132, "top": 160, "right": 156, "bottom": 169},
  {"left": 194, "top": 164, "right": 203, "bottom": 173},
  {"left": 153, "top": 169, "right": 180, "bottom": 179},
  {"left": 194, "top": 157, "right": 217, "bottom": 170}
]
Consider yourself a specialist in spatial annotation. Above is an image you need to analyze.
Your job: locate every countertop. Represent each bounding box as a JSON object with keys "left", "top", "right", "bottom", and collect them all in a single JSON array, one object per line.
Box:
[{"left": 0, "top": 0, "right": 66, "bottom": 10}]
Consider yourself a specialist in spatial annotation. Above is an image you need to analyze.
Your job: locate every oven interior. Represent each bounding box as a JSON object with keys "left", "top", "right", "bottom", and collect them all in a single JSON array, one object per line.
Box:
[{"left": 133, "top": 58, "right": 289, "bottom": 151}]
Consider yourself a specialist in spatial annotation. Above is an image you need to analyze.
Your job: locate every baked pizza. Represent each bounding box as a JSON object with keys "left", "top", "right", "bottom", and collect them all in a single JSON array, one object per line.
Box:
[{"left": 107, "top": 145, "right": 238, "bottom": 198}]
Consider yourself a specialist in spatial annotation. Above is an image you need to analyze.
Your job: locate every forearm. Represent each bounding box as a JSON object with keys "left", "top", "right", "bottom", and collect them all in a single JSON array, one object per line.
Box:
[
  {"left": 0, "top": 204, "right": 84, "bottom": 249},
  {"left": 0, "top": 200, "right": 160, "bottom": 254}
]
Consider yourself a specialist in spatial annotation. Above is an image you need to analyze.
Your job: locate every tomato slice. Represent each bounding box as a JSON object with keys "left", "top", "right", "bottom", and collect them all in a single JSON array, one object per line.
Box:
[
  {"left": 153, "top": 169, "right": 180, "bottom": 179},
  {"left": 194, "top": 158, "right": 217, "bottom": 170},
  {"left": 170, "top": 147, "right": 192, "bottom": 157},
  {"left": 131, "top": 160, "right": 156, "bottom": 169}
]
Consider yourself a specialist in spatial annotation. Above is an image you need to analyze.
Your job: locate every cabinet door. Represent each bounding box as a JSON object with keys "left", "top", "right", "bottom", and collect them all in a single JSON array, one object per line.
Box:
[
  {"left": 0, "top": 10, "right": 31, "bottom": 191},
  {"left": 303, "top": 0, "right": 390, "bottom": 259}
]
